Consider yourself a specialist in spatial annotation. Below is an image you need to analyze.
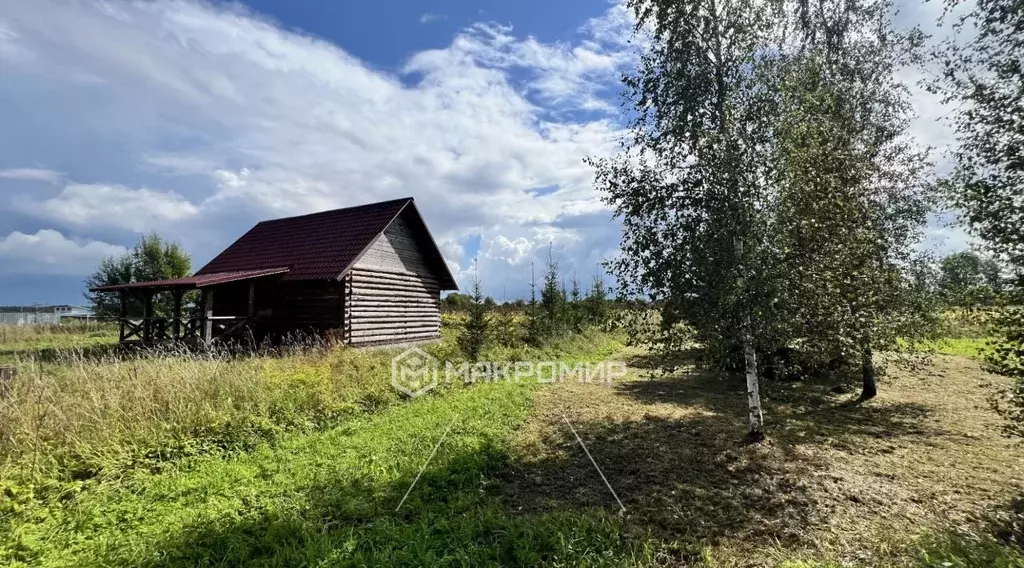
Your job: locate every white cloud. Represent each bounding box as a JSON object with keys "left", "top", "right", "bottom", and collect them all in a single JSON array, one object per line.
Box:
[
  {"left": 486, "top": 235, "right": 536, "bottom": 266},
  {"left": 579, "top": 1, "right": 636, "bottom": 48},
  {"left": 0, "top": 168, "right": 63, "bottom": 183},
  {"left": 464, "top": 221, "right": 616, "bottom": 298},
  {"left": 407, "top": 13, "right": 637, "bottom": 112},
  {"left": 14, "top": 183, "right": 200, "bottom": 233},
  {"left": 0, "top": 230, "right": 125, "bottom": 276},
  {"left": 142, "top": 154, "right": 223, "bottom": 176},
  {"left": 420, "top": 13, "right": 447, "bottom": 24},
  {"left": 921, "top": 212, "right": 977, "bottom": 255}
]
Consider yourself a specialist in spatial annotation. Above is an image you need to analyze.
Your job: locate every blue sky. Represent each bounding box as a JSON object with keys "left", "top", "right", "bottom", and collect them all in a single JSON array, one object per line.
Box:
[{"left": 0, "top": 0, "right": 968, "bottom": 305}]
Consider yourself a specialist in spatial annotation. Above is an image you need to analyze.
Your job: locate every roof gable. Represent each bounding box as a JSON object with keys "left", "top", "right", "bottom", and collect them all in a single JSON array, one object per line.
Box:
[{"left": 195, "top": 197, "right": 457, "bottom": 289}]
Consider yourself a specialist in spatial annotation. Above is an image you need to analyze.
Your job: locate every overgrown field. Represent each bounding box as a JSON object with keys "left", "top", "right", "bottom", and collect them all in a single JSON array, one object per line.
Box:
[
  {"left": 0, "top": 319, "right": 1021, "bottom": 567},
  {"left": 0, "top": 322, "right": 117, "bottom": 364}
]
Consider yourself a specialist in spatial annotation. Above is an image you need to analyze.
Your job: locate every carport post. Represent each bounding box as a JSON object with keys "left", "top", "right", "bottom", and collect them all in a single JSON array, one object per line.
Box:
[
  {"left": 171, "top": 289, "right": 183, "bottom": 340},
  {"left": 142, "top": 291, "right": 154, "bottom": 344},
  {"left": 118, "top": 290, "right": 127, "bottom": 342},
  {"left": 202, "top": 289, "right": 214, "bottom": 343}
]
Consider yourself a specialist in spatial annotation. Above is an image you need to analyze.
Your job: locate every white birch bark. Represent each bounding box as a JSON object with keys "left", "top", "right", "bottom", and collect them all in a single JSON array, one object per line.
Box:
[
  {"left": 735, "top": 235, "right": 764, "bottom": 439},
  {"left": 743, "top": 318, "right": 764, "bottom": 438}
]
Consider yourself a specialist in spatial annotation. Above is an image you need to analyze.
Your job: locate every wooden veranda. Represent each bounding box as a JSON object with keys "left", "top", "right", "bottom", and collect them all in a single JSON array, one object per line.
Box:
[{"left": 91, "top": 268, "right": 290, "bottom": 346}]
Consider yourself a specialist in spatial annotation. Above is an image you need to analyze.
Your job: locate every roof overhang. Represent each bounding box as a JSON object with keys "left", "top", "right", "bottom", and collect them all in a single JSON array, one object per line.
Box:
[{"left": 89, "top": 267, "right": 290, "bottom": 293}]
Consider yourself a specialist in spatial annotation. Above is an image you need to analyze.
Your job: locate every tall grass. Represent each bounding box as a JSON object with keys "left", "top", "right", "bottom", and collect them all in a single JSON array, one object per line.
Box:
[
  {"left": 0, "top": 322, "right": 116, "bottom": 344},
  {"left": 0, "top": 323, "right": 118, "bottom": 365},
  {"left": 0, "top": 321, "right": 639, "bottom": 566},
  {"left": 0, "top": 319, "right": 626, "bottom": 490},
  {"left": 0, "top": 343, "right": 409, "bottom": 486},
  {"left": 940, "top": 308, "right": 1000, "bottom": 340}
]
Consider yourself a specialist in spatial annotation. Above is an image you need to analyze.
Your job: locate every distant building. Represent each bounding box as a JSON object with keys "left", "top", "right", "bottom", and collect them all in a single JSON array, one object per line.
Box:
[
  {"left": 0, "top": 305, "right": 95, "bottom": 325},
  {"left": 52, "top": 305, "right": 97, "bottom": 321}
]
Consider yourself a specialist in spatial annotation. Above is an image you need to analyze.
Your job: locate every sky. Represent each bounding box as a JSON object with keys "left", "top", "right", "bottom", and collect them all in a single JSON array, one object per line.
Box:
[{"left": 0, "top": 0, "right": 970, "bottom": 305}]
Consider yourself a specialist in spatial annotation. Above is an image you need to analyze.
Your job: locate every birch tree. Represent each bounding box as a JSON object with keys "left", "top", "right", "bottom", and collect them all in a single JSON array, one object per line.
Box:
[
  {"left": 935, "top": 0, "right": 1024, "bottom": 279},
  {"left": 594, "top": 0, "right": 936, "bottom": 439},
  {"left": 774, "top": 0, "right": 938, "bottom": 399},
  {"left": 593, "top": 0, "right": 787, "bottom": 440},
  {"left": 935, "top": 0, "right": 1024, "bottom": 423}
]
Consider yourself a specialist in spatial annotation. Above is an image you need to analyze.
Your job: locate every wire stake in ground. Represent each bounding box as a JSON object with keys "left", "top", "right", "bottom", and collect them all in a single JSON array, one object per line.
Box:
[
  {"left": 395, "top": 413, "right": 460, "bottom": 512},
  {"left": 560, "top": 411, "right": 626, "bottom": 514}
]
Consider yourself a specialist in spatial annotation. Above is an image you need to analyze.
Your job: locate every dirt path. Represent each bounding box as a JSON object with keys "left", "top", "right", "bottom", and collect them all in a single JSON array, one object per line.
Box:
[{"left": 502, "top": 347, "right": 1024, "bottom": 565}]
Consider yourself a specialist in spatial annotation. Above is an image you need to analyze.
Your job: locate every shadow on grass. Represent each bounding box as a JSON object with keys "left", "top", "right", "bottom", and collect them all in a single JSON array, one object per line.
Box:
[
  {"left": 623, "top": 347, "right": 705, "bottom": 372},
  {"left": 500, "top": 409, "right": 824, "bottom": 549},
  {"left": 108, "top": 429, "right": 1024, "bottom": 568},
  {"left": 500, "top": 355, "right": 947, "bottom": 550},
  {"left": 619, "top": 365, "right": 941, "bottom": 443},
  {"left": 136, "top": 443, "right": 656, "bottom": 568}
]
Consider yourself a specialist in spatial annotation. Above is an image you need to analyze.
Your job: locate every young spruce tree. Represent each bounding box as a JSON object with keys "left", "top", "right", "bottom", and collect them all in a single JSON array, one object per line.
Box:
[{"left": 458, "top": 260, "right": 489, "bottom": 362}]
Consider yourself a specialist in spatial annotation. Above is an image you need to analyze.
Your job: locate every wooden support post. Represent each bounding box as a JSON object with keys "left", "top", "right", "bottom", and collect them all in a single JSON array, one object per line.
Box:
[
  {"left": 172, "top": 289, "right": 183, "bottom": 340},
  {"left": 248, "top": 282, "right": 256, "bottom": 320},
  {"left": 118, "top": 290, "right": 127, "bottom": 342},
  {"left": 246, "top": 282, "right": 256, "bottom": 343},
  {"left": 202, "top": 289, "right": 214, "bottom": 343},
  {"left": 142, "top": 291, "right": 154, "bottom": 344}
]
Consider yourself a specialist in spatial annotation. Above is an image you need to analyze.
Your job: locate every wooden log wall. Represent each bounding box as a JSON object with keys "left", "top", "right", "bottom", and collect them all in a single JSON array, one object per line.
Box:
[
  {"left": 272, "top": 282, "right": 343, "bottom": 331},
  {"left": 347, "top": 214, "right": 441, "bottom": 345}
]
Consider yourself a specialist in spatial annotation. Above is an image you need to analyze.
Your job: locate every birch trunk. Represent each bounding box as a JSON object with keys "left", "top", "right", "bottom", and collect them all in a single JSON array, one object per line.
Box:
[
  {"left": 734, "top": 227, "right": 763, "bottom": 440},
  {"left": 860, "top": 336, "right": 877, "bottom": 400},
  {"left": 743, "top": 317, "right": 765, "bottom": 441}
]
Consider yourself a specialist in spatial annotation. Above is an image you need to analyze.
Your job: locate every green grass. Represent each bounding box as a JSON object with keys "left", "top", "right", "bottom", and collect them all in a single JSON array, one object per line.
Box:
[
  {"left": 0, "top": 343, "right": 406, "bottom": 485},
  {"left": 2, "top": 380, "right": 654, "bottom": 566},
  {"left": 933, "top": 337, "right": 993, "bottom": 359},
  {"left": 1, "top": 326, "right": 661, "bottom": 567},
  {"left": 0, "top": 323, "right": 118, "bottom": 363}
]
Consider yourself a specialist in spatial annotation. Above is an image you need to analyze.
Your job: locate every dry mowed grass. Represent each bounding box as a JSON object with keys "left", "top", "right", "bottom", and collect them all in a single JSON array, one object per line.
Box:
[{"left": 503, "top": 349, "right": 1024, "bottom": 566}]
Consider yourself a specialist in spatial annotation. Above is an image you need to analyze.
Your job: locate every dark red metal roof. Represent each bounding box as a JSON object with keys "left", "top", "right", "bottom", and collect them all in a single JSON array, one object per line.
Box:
[
  {"left": 89, "top": 268, "right": 290, "bottom": 292},
  {"left": 91, "top": 197, "right": 458, "bottom": 293},
  {"left": 196, "top": 197, "right": 410, "bottom": 281},
  {"left": 197, "top": 197, "right": 457, "bottom": 288}
]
